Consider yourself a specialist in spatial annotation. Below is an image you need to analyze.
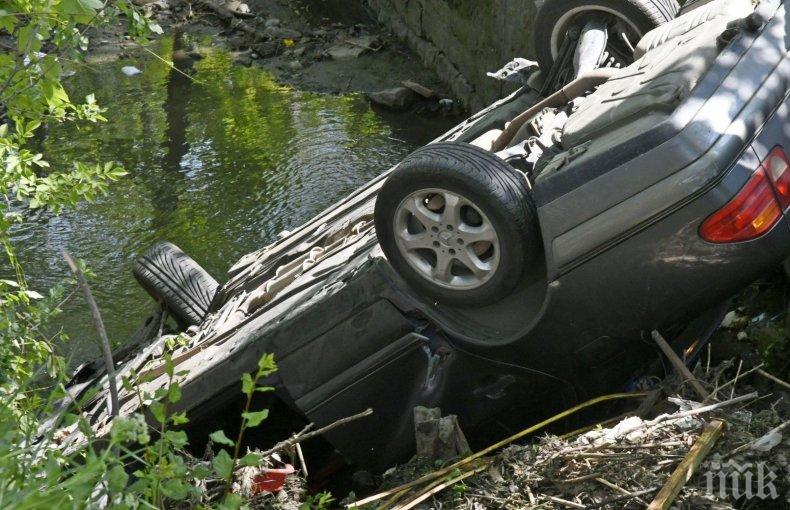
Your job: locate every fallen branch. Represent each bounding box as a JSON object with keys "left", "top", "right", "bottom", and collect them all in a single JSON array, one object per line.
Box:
[
  {"left": 757, "top": 368, "right": 790, "bottom": 391},
  {"left": 647, "top": 419, "right": 726, "bottom": 510},
  {"left": 622, "top": 392, "right": 757, "bottom": 437},
  {"left": 259, "top": 408, "right": 373, "bottom": 457},
  {"left": 63, "top": 251, "right": 120, "bottom": 418},
  {"left": 652, "top": 330, "right": 709, "bottom": 400}
]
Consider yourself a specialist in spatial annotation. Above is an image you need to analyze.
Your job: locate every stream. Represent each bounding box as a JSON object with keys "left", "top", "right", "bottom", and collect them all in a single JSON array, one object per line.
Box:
[{"left": 12, "top": 36, "right": 456, "bottom": 363}]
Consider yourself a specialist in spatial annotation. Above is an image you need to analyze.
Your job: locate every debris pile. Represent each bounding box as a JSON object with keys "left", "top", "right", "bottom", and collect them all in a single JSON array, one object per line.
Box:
[{"left": 350, "top": 342, "right": 789, "bottom": 509}]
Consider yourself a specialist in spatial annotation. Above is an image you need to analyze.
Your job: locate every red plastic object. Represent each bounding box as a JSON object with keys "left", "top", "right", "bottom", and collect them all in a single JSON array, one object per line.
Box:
[{"left": 252, "top": 464, "right": 295, "bottom": 494}]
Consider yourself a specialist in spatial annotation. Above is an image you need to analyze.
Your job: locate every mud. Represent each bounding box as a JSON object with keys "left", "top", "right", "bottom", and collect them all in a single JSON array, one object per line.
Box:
[{"left": 88, "top": 0, "right": 458, "bottom": 113}]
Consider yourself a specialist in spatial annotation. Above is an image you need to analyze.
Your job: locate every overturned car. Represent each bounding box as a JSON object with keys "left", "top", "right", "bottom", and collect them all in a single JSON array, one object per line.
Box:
[{"left": 56, "top": 0, "right": 790, "bottom": 474}]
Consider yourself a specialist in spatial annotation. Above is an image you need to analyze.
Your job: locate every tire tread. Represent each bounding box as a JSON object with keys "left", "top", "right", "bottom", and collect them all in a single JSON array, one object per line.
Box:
[{"left": 133, "top": 242, "right": 219, "bottom": 326}]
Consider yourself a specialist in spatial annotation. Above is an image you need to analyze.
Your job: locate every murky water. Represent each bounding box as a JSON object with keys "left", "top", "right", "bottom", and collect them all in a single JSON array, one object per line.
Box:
[{"left": 12, "top": 37, "right": 454, "bottom": 362}]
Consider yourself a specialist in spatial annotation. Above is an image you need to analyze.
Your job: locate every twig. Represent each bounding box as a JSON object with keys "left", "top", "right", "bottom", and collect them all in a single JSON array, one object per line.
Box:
[
  {"left": 587, "top": 487, "right": 659, "bottom": 508},
  {"left": 294, "top": 442, "right": 308, "bottom": 477},
  {"left": 757, "top": 368, "right": 790, "bottom": 391},
  {"left": 706, "top": 363, "right": 765, "bottom": 402},
  {"left": 393, "top": 460, "right": 490, "bottom": 510},
  {"left": 545, "top": 495, "right": 585, "bottom": 509},
  {"left": 728, "top": 420, "right": 790, "bottom": 456},
  {"left": 652, "top": 330, "right": 709, "bottom": 400},
  {"left": 706, "top": 343, "right": 712, "bottom": 376},
  {"left": 647, "top": 420, "right": 726, "bottom": 510},
  {"left": 63, "top": 251, "right": 119, "bottom": 418},
  {"left": 730, "top": 359, "right": 743, "bottom": 400},
  {"left": 260, "top": 408, "right": 373, "bottom": 457}
]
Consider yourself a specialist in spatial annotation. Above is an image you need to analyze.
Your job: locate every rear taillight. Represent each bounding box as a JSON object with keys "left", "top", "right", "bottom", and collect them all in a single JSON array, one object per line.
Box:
[
  {"left": 762, "top": 146, "right": 790, "bottom": 209},
  {"left": 699, "top": 166, "right": 782, "bottom": 243}
]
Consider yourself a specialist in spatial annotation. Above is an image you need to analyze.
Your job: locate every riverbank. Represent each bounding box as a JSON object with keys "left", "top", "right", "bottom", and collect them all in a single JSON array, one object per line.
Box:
[{"left": 86, "top": 0, "right": 460, "bottom": 114}]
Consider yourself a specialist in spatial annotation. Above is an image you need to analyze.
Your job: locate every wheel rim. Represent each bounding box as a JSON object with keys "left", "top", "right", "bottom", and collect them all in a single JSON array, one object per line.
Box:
[
  {"left": 393, "top": 188, "right": 501, "bottom": 291},
  {"left": 549, "top": 6, "right": 644, "bottom": 61}
]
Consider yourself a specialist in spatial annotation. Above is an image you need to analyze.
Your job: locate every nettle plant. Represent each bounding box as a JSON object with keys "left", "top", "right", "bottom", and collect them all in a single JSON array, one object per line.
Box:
[{"left": 0, "top": 353, "right": 287, "bottom": 509}]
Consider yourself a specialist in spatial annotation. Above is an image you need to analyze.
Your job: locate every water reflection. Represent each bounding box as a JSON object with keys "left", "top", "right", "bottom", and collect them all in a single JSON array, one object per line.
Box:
[{"left": 12, "top": 36, "right": 453, "bottom": 362}]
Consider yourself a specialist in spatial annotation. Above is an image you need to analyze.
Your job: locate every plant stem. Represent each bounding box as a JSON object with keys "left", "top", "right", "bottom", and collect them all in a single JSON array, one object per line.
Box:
[{"left": 62, "top": 251, "right": 119, "bottom": 418}]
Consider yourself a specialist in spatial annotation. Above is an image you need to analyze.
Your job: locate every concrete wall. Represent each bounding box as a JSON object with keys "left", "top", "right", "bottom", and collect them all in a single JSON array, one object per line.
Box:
[{"left": 368, "top": 0, "right": 540, "bottom": 112}]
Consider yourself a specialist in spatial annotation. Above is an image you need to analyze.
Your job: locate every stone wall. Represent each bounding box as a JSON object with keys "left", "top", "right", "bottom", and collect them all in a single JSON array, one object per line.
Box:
[{"left": 368, "top": 0, "right": 540, "bottom": 112}]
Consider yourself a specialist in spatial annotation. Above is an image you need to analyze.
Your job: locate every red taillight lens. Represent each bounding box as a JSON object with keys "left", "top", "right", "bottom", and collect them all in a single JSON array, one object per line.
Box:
[
  {"left": 762, "top": 146, "right": 790, "bottom": 209},
  {"left": 700, "top": 167, "right": 782, "bottom": 243}
]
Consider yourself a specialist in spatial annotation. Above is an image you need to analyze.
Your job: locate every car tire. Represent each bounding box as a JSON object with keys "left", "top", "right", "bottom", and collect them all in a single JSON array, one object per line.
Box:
[
  {"left": 375, "top": 142, "right": 540, "bottom": 306},
  {"left": 534, "top": 0, "right": 680, "bottom": 70},
  {"left": 133, "top": 242, "right": 219, "bottom": 326}
]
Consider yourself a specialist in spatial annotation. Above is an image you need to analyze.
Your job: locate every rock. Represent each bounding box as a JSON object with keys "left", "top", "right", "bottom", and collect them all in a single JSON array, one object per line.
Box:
[
  {"left": 367, "top": 87, "right": 419, "bottom": 111},
  {"left": 346, "top": 35, "right": 379, "bottom": 50},
  {"left": 267, "top": 27, "right": 302, "bottom": 41},
  {"left": 121, "top": 65, "right": 142, "bottom": 76},
  {"left": 231, "top": 51, "right": 252, "bottom": 66},
  {"left": 288, "top": 60, "right": 303, "bottom": 71},
  {"left": 251, "top": 52, "right": 259, "bottom": 59},
  {"left": 326, "top": 44, "right": 365, "bottom": 60},
  {"left": 253, "top": 41, "right": 279, "bottom": 58},
  {"left": 326, "top": 35, "right": 379, "bottom": 60},
  {"left": 264, "top": 18, "right": 280, "bottom": 28},
  {"left": 401, "top": 79, "right": 434, "bottom": 98},
  {"left": 225, "top": 1, "right": 250, "bottom": 14}
]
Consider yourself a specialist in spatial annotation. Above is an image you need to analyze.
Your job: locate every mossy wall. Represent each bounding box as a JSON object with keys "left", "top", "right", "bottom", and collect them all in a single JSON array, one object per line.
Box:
[{"left": 368, "top": 0, "right": 539, "bottom": 111}]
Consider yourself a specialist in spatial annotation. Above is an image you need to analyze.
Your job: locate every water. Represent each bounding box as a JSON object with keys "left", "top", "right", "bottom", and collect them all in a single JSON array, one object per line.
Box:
[{"left": 12, "top": 36, "right": 455, "bottom": 363}]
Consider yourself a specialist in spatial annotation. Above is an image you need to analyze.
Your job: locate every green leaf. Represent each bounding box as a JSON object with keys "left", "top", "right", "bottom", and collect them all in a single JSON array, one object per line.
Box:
[
  {"left": 149, "top": 401, "right": 166, "bottom": 424},
  {"left": 58, "top": 0, "right": 103, "bottom": 24},
  {"left": 241, "top": 372, "right": 253, "bottom": 397},
  {"left": 212, "top": 449, "right": 234, "bottom": 479},
  {"left": 106, "top": 464, "right": 128, "bottom": 493},
  {"left": 257, "top": 353, "right": 277, "bottom": 377},
  {"left": 168, "top": 381, "right": 181, "bottom": 403},
  {"left": 164, "top": 430, "right": 188, "bottom": 448},
  {"left": 171, "top": 411, "right": 189, "bottom": 425},
  {"left": 217, "top": 493, "right": 244, "bottom": 510},
  {"left": 192, "top": 463, "right": 212, "bottom": 479},
  {"left": 160, "top": 479, "right": 189, "bottom": 501},
  {"left": 164, "top": 354, "right": 174, "bottom": 378},
  {"left": 239, "top": 452, "right": 261, "bottom": 467},
  {"left": 209, "top": 430, "right": 235, "bottom": 447},
  {"left": 242, "top": 409, "right": 269, "bottom": 428}
]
